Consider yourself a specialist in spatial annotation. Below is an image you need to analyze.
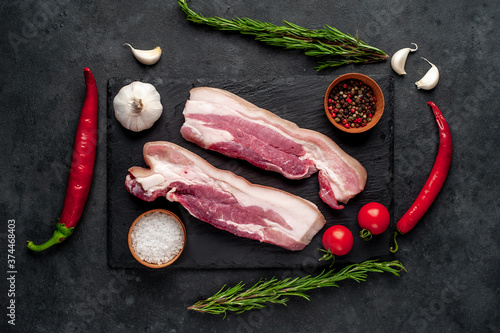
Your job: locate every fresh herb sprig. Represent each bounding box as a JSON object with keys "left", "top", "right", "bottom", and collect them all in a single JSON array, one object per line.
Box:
[
  {"left": 188, "top": 260, "right": 405, "bottom": 316},
  {"left": 178, "top": 0, "right": 388, "bottom": 70}
]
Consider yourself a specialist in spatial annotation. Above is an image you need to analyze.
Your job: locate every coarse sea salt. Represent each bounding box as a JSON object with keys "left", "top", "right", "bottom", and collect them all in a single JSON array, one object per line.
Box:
[{"left": 130, "top": 211, "right": 185, "bottom": 265}]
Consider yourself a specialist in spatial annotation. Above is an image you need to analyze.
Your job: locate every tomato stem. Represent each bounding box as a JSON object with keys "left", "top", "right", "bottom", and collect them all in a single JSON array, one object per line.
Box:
[
  {"left": 318, "top": 249, "right": 336, "bottom": 266},
  {"left": 390, "top": 231, "right": 399, "bottom": 253},
  {"left": 359, "top": 229, "right": 373, "bottom": 241}
]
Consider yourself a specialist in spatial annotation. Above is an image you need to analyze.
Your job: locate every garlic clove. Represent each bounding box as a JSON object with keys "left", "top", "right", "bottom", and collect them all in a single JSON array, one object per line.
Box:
[
  {"left": 390, "top": 43, "right": 418, "bottom": 75},
  {"left": 124, "top": 43, "right": 162, "bottom": 65},
  {"left": 113, "top": 81, "right": 163, "bottom": 132},
  {"left": 415, "top": 58, "right": 440, "bottom": 90}
]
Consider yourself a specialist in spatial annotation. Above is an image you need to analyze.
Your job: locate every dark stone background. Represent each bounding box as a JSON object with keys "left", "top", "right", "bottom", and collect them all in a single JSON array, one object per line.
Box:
[{"left": 1, "top": 1, "right": 498, "bottom": 332}]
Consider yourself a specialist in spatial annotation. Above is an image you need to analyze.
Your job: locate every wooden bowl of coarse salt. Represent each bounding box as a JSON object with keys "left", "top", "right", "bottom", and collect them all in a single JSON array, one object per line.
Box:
[{"left": 128, "top": 209, "right": 186, "bottom": 268}]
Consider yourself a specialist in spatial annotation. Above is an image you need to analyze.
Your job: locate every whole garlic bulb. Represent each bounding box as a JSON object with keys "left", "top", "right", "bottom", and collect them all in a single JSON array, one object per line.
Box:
[{"left": 113, "top": 81, "right": 163, "bottom": 132}]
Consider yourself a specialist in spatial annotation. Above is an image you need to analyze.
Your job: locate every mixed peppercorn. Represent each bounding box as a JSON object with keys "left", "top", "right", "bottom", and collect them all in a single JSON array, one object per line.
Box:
[{"left": 327, "top": 79, "right": 377, "bottom": 129}]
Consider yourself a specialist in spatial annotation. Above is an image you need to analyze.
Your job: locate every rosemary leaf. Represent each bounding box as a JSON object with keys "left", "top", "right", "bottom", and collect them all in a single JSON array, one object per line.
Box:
[
  {"left": 177, "top": 0, "right": 388, "bottom": 70},
  {"left": 188, "top": 260, "right": 406, "bottom": 316}
]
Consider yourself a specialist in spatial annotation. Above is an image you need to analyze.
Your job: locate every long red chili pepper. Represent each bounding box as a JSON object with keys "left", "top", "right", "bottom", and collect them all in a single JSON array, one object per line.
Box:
[
  {"left": 27, "top": 68, "right": 98, "bottom": 251},
  {"left": 391, "top": 101, "right": 452, "bottom": 252}
]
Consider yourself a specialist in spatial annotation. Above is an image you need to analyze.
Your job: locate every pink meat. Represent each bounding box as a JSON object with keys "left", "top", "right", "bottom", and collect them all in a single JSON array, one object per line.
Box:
[
  {"left": 181, "top": 87, "right": 367, "bottom": 209},
  {"left": 125, "top": 141, "right": 326, "bottom": 251}
]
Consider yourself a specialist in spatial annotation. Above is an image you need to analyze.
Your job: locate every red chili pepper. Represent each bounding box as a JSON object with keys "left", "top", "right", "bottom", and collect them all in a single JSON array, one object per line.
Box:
[
  {"left": 391, "top": 101, "right": 452, "bottom": 252},
  {"left": 27, "top": 68, "right": 98, "bottom": 251}
]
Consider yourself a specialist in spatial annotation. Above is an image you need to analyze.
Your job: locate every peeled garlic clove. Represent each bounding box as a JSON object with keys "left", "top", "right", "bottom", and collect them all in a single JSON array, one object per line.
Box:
[
  {"left": 390, "top": 43, "right": 418, "bottom": 75},
  {"left": 415, "top": 58, "right": 440, "bottom": 90},
  {"left": 124, "top": 43, "right": 162, "bottom": 65},
  {"left": 113, "top": 81, "right": 163, "bottom": 132}
]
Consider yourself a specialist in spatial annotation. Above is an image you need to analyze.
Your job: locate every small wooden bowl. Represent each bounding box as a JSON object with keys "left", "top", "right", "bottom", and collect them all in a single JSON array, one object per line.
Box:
[
  {"left": 128, "top": 209, "right": 186, "bottom": 268},
  {"left": 324, "top": 73, "right": 385, "bottom": 133}
]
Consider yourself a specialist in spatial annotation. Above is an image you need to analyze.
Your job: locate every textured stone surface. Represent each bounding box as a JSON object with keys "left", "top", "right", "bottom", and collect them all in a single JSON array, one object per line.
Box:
[{"left": 1, "top": 0, "right": 499, "bottom": 332}]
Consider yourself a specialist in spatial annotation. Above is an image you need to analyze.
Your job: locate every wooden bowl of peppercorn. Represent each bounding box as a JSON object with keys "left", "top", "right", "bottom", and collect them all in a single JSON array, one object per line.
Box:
[{"left": 324, "top": 73, "right": 384, "bottom": 133}]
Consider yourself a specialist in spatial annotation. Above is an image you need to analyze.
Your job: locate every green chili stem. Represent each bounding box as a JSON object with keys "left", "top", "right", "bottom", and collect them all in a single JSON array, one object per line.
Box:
[{"left": 26, "top": 222, "right": 74, "bottom": 251}]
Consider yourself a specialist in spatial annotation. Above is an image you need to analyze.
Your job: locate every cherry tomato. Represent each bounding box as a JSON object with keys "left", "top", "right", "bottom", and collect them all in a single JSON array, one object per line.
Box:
[
  {"left": 357, "top": 202, "right": 390, "bottom": 235},
  {"left": 322, "top": 225, "right": 353, "bottom": 256}
]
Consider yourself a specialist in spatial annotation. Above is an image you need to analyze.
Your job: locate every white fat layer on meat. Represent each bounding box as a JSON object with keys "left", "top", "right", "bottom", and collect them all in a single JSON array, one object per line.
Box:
[
  {"left": 218, "top": 219, "right": 263, "bottom": 235},
  {"left": 219, "top": 218, "right": 310, "bottom": 245},
  {"left": 184, "top": 90, "right": 365, "bottom": 200},
  {"left": 135, "top": 174, "right": 165, "bottom": 191},
  {"left": 132, "top": 143, "right": 324, "bottom": 241},
  {"left": 214, "top": 214, "right": 310, "bottom": 245},
  {"left": 182, "top": 117, "right": 235, "bottom": 146},
  {"left": 190, "top": 88, "right": 259, "bottom": 116},
  {"left": 185, "top": 100, "right": 291, "bottom": 140}
]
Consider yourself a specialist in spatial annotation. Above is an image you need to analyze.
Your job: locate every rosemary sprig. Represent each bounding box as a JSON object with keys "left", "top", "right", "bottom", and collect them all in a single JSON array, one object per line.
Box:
[
  {"left": 178, "top": 0, "right": 388, "bottom": 70},
  {"left": 188, "top": 260, "right": 406, "bottom": 316}
]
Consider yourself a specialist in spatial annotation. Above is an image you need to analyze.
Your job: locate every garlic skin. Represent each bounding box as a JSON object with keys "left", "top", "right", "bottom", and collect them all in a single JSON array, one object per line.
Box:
[
  {"left": 390, "top": 43, "right": 418, "bottom": 75},
  {"left": 415, "top": 58, "right": 440, "bottom": 90},
  {"left": 124, "top": 43, "right": 162, "bottom": 65},
  {"left": 113, "top": 82, "right": 163, "bottom": 132}
]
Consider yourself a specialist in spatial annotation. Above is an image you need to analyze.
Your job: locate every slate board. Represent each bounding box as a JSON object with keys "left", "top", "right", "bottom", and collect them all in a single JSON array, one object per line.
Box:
[{"left": 107, "top": 75, "right": 394, "bottom": 269}]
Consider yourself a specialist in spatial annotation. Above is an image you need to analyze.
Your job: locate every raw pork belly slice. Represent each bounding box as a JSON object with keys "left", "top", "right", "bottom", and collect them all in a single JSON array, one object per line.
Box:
[
  {"left": 125, "top": 141, "right": 326, "bottom": 251},
  {"left": 180, "top": 87, "right": 367, "bottom": 209}
]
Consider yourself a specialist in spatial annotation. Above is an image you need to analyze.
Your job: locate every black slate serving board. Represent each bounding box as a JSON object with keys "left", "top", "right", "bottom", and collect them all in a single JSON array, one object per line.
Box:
[{"left": 107, "top": 75, "right": 394, "bottom": 269}]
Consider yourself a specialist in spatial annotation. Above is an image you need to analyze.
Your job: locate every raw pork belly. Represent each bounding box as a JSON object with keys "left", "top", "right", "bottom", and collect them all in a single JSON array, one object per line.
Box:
[
  {"left": 181, "top": 87, "right": 367, "bottom": 209},
  {"left": 125, "top": 141, "right": 326, "bottom": 251}
]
